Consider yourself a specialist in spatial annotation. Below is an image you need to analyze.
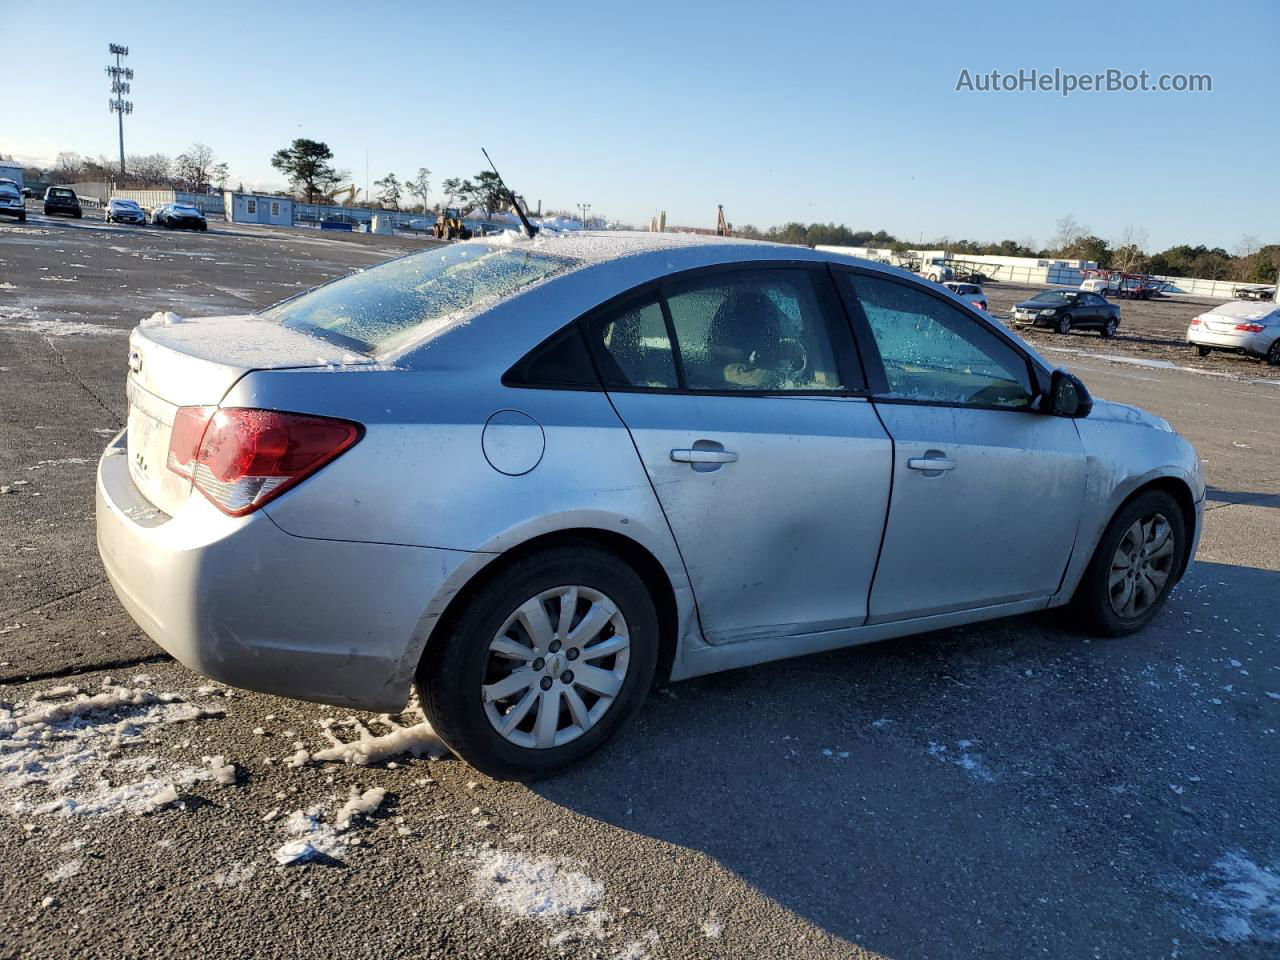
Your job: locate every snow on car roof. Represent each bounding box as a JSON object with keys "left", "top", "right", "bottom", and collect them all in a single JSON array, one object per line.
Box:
[{"left": 472, "top": 228, "right": 772, "bottom": 264}]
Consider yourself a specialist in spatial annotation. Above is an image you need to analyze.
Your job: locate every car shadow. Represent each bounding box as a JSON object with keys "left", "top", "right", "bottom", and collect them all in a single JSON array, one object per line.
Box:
[
  {"left": 530, "top": 561, "right": 1279, "bottom": 956},
  {"left": 1206, "top": 485, "right": 1280, "bottom": 509}
]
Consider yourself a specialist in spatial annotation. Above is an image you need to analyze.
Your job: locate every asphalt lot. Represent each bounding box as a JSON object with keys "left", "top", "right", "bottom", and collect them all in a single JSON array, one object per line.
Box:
[{"left": 1, "top": 215, "right": 1277, "bottom": 960}]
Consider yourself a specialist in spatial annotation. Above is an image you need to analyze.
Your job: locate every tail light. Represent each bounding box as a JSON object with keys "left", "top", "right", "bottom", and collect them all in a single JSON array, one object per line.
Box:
[
  {"left": 167, "top": 407, "right": 361, "bottom": 516},
  {"left": 1234, "top": 323, "right": 1266, "bottom": 333},
  {"left": 1189, "top": 317, "right": 1201, "bottom": 326}
]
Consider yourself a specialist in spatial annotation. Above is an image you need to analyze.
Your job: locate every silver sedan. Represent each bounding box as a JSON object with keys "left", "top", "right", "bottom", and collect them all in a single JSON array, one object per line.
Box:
[
  {"left": 1187, "top": 300, "right": 1280, "bottom": 365},
  {"left": 97, "top": 233, "right": 1205, "bottom": 778}
]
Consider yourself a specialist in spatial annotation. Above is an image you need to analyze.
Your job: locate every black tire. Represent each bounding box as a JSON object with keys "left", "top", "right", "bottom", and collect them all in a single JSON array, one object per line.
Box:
[
  {"left": 17, "top": 213, "right": 25, "bottom": 223},
  {"left": 74, "top": 210, "right": 81, "bottom": 219},
  {"left": 1073, "top": 489, "right": 1186, "bottom": 637},
  {"left": 1056, "top": 314, "right": 1072, "bottom": 335},
  {"left": 418, "top": 545, "right": 659, "bottom": 780},
  {"left": 1101, "top": 317, "right": 1118, "bottom": 338},
  {"left": 1197, "top": 345, "right": 1212, "bottom": 357},
  {"left": 1267, "top": 340, "right": 1280, "bottom": 367}
]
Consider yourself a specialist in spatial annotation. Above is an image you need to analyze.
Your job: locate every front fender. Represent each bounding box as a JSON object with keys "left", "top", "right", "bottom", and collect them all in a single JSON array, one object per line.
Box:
[{"left": 1052, "top": 416, "right": 1203, "bottom": 604}]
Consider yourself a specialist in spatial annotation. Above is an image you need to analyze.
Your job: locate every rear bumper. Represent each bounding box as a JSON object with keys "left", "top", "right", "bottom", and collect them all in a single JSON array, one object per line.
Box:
[
  {"left": 96, "top": 430, "right": 475, "bottom": 712},
  {"left": 1186, "top": 327, "right": 1272, "bottom": 355}
]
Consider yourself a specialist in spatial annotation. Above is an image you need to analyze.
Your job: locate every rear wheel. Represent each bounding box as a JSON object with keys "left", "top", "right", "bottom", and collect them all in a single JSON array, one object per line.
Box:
[
  {"left": 1267, "top": 340, "right": 1280, "bottom": 366},
  {"left": 1073, "top": 489, "right": 1186, "bottom": 637},
  {"left": 1197, "top": 345, "right": 1212, "bottom": 357},
  {"left": 1056, "top": 314, "right": 1073, "bottom": 335},
  {"left": 418, "top": 545, "right": 659, "bottom": 780}
]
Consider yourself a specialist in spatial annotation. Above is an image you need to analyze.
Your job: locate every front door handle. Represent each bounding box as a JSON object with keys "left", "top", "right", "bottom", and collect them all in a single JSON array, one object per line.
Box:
[
  {"left": 671, "top": 448, "right": 738, "bottom": 464},
  {"left": 907, "top": 456, "right": 956, "bottom": 472}
]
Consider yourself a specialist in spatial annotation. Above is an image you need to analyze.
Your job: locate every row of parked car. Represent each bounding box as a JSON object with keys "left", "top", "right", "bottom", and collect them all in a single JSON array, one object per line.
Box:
[
  {"left": 936, "top": 273, "right": 1279, "bottom": 366},
  {"left": 0, "top": 182, "right": 208, "bottom": 231}
]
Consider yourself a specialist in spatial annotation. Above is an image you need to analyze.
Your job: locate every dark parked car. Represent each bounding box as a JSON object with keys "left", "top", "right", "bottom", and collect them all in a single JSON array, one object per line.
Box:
[
  {"left": 0, "top": 182, "right": 26, "bottom": 222},
  {"left": 152, "top": 202, "right": 207, "bottom": 231},
  {"left": 105, "top": 198, "right": 147, "bottom": 225},
  {"left": 1010, "top": 289, "right": 1120, "bottom": 337},
  {"left": 43, "top": 187, "right": 82, "bottom": 218}
]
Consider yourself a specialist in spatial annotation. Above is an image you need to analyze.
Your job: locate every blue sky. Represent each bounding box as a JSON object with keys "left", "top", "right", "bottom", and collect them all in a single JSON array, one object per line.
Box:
[{"left": 3, "top": 0, "right": 1274, "bottom": 250}]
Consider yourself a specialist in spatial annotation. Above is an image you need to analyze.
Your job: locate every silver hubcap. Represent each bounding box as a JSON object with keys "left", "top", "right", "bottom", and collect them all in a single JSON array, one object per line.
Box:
[
  {"left": 481, "top": 585, "right": 630, "bottom": 749},
  {"left": 1108, "top": 513, "right": 1176, "bottom": 619}
]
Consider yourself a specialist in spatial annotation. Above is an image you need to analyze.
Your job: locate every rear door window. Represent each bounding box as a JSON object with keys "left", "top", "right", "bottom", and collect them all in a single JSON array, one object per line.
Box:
[{"left": 663, "top": 268, "right": 851, "bottom": 392}]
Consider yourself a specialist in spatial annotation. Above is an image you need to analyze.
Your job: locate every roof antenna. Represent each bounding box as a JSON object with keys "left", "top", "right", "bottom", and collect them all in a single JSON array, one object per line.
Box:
[{"left": 482, "top": 148, "right": 538, "bottom": 238}]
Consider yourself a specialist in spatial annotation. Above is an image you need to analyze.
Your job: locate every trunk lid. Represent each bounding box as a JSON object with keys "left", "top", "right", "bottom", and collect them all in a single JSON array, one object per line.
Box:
[{"left": 125, "top": 314, "right": 367, "bottom": 516}]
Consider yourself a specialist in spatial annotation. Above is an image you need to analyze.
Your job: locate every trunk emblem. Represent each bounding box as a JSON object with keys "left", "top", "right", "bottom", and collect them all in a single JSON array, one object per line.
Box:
[{"left": 128, "top": 350, "right": 143, "bottom": 373}]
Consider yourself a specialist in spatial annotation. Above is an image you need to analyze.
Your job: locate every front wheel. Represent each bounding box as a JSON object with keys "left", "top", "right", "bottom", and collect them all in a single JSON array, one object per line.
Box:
[
  {"left": 1267, "top": 340, "right": 1280, "bottom": 367},
  {"left": 1101, "top": 317, "right": 1118, "bottom": 338},
  {"left": 1073, "top": 490, "right": 1186, "bottom": 637},
  {"left": 1056, "top": 314, "right": 1073, "bottom": 335},
  {"left": 418, "top": 545, "right": 659, "bottom": 780}
]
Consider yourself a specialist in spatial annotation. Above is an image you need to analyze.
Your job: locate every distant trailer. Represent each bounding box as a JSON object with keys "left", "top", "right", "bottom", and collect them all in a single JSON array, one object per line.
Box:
[{"left": 1079, "top": 268, "right": 1166, "bottom": 300}]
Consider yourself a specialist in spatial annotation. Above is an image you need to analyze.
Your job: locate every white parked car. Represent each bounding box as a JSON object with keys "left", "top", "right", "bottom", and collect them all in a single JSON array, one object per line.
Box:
[
  {"left": 1187, "top": 301, "right": 1280, "bottom": 365},
  {"left": 943, "top": 281, "right": 988, "bottom": 311}
]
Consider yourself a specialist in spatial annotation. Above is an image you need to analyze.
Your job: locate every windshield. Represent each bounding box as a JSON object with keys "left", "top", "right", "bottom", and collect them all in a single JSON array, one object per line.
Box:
[
  {"left": 1030, "top": 290, "right": 1078, "bottom": 304},
  {"left": 112, "top": 200, "right": 140, "bottom": 209},
  {"left": 0, "top": 185, "right": 18, "bottom": 197},
  {"left": 173, "top": 204, "right": 201, "bottom": 214},
  {"left": 264, "top": 243, "right": 580, "bottom": 354}
]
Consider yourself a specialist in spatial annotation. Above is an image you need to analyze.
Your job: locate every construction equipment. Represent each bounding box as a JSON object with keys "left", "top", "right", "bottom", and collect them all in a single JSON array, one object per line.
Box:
[
  {"left": 431, "top": 198, "right": 472, "bottom": 241},
  {"left": 715, "top": 205, "right": 730, "bottom": 237}
]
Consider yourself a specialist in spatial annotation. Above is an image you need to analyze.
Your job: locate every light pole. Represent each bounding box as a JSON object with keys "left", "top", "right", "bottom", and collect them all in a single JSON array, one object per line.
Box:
[
  {"left": 106, "top": 44, "right": 133, "bottom": 177},
  {"left": 578, "top": 202, "right": 591, "bottom": 229}
]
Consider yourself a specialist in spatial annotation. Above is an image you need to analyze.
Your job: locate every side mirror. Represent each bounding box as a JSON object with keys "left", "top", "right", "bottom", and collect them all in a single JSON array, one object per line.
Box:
[{"left": 1048, "top": 369, "right": 1093, "bottom": 418}]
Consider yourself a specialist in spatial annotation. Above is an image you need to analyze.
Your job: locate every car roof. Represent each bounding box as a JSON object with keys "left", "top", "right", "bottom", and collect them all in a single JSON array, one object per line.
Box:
[{"left": 386, "top": 231, "right": 1040, "bottom": 370}]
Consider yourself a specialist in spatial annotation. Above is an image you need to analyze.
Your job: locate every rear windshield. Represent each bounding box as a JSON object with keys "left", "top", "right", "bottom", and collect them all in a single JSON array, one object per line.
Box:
[
  {"left": 49, "top": 188, "right": 75, "bottom": 198},
  {"left": 264, "top": 243, "right": 579, "bottom": 354}
]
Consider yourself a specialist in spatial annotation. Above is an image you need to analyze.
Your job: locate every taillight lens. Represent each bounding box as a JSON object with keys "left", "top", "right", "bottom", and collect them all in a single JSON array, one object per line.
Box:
[
  {"left": 1234, "top": 323, "right": 1266, "bottom": 333},
  {"left": 167, "top": 405, "right": 216, "bottom": 478},
  {"left": 1189, "top": 317, "right": 1201, "bottom": 326},
  {"left": 167, "top": 407, "right": 360, "bottom": 516}
]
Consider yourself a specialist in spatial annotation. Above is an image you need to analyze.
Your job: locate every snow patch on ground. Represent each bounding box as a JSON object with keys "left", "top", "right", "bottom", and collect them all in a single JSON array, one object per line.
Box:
[
  {"left": 927, "top": 740, "right": 999, "bottom": 783},
  {"left": 471, "top": 847, "right": 605, "bottom": 923},
  {"left": 298, "top": 709, "right": 448, "bottom": 767},
  {"left": 272, "top": 785, "right": 387, "bottom": 865},
  {"left": 0, "top": 684, "right": 234, "bottom": 819},
  {"left": 1179, "top": 851, "right": 1280, "bottom": 943},
  {"left": 0, "top": 316, "right": 127, "bottom": 337}
]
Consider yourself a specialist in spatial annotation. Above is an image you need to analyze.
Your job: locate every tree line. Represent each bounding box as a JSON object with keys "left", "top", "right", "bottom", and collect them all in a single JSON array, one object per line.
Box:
[
  {"left": 24, "top": 144, "right": 231, "bottom": 194},
  {"left": 732, "top": 216, "right": 1277, "bottom": 283}
]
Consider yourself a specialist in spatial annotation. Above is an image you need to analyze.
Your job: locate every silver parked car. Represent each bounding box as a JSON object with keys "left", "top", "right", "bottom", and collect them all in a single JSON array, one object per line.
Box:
[
  {"left": 1187, "top": 300, "right": 1280, "bottom": 365},
  {"left": 97, "top": 233, "right": 1204, "bottom": 778}
]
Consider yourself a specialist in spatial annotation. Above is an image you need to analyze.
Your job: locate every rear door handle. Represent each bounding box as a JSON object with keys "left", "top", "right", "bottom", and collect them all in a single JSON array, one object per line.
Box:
[
  {"left": 907, "top": 456, "right": 956, "bottom": 472},
  {"left": 671, "top": 448, "right": 738, "bottom": 464}
]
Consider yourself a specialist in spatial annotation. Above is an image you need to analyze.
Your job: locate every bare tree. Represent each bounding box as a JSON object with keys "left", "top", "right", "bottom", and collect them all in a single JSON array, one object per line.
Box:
[
  {"left": 126, "top": 153, "right": 172, "bottom": 185},
  {"left": 1111, "top": 225, "right": 1149, "bottom": 272},
  {"left": 1234, "top": 234, "right": 1260, "bottom": 258},
  {"left": 174, "top": 143, "right": 221, "bottom": 193},
  {"left": 1052, "top": 214, "right": 1088, "bottom": 255}
]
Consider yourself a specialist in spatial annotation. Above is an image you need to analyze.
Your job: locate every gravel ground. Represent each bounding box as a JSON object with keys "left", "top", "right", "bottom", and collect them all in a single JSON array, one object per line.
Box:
[{"left": 1, "top": 216, "right": 1277, "bottom": 959}]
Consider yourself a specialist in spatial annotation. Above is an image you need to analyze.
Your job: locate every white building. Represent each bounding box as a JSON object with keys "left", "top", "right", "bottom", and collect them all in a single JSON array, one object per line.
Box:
[{"left": 224, "top": 192, "right": 293, "bottom": 225}]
